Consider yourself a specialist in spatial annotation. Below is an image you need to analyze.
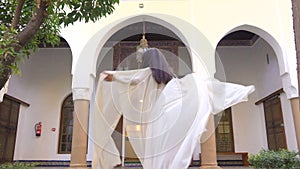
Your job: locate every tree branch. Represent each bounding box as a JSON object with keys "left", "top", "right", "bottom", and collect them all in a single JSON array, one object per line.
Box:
[
  {"left": 0, "top": 0, "right": 51, "bottom": 89},
  {"left": 17, "top": 0, "right": 51, "bottom": 46},
  {"left": 11, "top": 0, "right": 25, "bottom": 29}
]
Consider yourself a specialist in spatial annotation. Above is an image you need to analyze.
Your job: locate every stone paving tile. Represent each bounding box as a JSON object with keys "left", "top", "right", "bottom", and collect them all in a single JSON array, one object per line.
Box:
[{"left": 35, "top": 167, "right": 252, "bottom": 169}]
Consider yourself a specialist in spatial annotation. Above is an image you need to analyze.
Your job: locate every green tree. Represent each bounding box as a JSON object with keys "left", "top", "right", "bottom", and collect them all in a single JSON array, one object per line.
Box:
[{"left": 0, "top": 0, "right": 119, "bottom": 89}]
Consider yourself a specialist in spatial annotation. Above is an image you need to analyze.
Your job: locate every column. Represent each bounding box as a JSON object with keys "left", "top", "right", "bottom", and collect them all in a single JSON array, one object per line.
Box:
[
  {"left": 199, "top": 114, "right": 221, "bottom": 169},
  {"left": 70, "top": 99, "right": 90, "bottom": 168},
  {"left": 291, "top": 98, "right": 300, "bottom": 150},
  {"left": 292, "top": 0, "right": 300, "bottom": 152}
]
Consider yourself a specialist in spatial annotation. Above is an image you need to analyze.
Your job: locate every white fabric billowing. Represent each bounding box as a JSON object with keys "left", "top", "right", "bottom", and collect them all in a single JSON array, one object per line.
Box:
[
  {"left": 92, "top": 68, "right": 254, "bottom": 169},
  {"left": 92, "top": 68, "right": 162, "bottom": 169}
]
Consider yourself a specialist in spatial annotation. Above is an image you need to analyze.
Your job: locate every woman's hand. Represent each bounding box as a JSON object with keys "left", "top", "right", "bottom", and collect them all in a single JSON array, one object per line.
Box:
[{"left": 104, "top": 74, "right": 114, "bottom": 81}]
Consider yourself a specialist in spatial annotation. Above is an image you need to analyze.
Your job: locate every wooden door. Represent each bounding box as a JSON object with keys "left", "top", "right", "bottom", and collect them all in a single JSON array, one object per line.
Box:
[
  {"left": 215, "top": 108, "right": 235, "bottom": 152},
  {"left": 263, "top": 95, "right": 287, "bottom": 150},
  {"left": 0, "top": 97, "right": 20, "bottom": 163}
]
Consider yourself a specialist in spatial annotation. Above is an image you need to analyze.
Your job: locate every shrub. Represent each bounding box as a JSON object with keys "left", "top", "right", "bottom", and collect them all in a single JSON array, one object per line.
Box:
[
  {"left": 248, "top": 149, "right": 300, "bottom": 169},
  {"left": 0, "top": 162, "right": 38, "bottom": 169}
]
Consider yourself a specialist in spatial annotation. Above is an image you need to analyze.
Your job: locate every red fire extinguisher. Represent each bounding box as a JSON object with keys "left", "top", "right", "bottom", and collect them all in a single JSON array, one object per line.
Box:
[{"left": 35, "top": 122, "right": 42, "bottom": 137}]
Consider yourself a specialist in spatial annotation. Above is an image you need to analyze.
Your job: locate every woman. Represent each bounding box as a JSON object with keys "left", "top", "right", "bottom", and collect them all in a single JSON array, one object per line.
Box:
[
  {"left": 104, "top": 48, "right": 175, "bottom": 84},
  {"left": 92, "top": 48, "right": 254, "bottom": 169}
]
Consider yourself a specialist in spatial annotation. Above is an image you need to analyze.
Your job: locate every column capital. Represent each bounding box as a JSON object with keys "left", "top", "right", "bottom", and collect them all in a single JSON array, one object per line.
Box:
[
  {"left": 282, "top": 73, "right": 298, "bottom": 99},
  {"left": 72, "top": 88, "right": 92, "bottom": 101},
  {"left": 283, "top": 85, "right": 298, "bottom": 99}
]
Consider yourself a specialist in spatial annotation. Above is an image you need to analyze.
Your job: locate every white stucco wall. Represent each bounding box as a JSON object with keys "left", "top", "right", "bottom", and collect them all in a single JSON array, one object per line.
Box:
[
  {"left": 215, "top": 38, "right": 297, "bottom": 154},
  {"left": 8, "top": 34, "right": 297, "bottom": 161},
  {"left": 216, "top": 43, "right": 267, "bottom": 154},
  {"left": 8, "top": 48, "right": 73, "bottom": 160},
  {"left": 58, "top": 0, "right": 297, "bottom": 99}
]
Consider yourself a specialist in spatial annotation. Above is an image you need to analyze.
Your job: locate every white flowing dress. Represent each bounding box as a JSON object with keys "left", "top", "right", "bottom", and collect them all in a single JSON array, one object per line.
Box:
[{"left": 92, "top": 68, "right": 254, "bottom": 169}]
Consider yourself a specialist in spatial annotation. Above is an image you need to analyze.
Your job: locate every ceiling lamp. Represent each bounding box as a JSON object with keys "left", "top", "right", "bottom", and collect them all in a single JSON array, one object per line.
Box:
[{"left": 136, "top": 21, "right": 148, "bottom": 68}]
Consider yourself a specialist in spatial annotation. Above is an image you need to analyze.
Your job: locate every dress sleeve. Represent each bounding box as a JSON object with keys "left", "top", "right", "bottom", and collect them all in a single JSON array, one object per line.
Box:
[
  {"left": 103, "top": 67, "right": 152, "bottom": 84},
  {"left": 207, "top": 79, "right": 255, "bottom": 114}
]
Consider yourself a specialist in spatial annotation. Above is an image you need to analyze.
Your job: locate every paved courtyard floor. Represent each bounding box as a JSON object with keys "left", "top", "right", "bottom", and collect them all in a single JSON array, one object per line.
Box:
[
  {"left": 35, "top": 167, "right": 251, "bottom": 169},
  {"left": 116, "top": 167, "right": 251, "bottom": 169}
]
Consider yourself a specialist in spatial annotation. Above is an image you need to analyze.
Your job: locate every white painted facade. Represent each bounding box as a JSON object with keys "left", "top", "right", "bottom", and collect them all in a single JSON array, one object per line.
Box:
[
  {"left": 4, "top": 0, "right": 299, "bottom": 163},
  {"left": 9, "top": 48, "right": 73, "bottom": 160},
  {"left": 216, "top": 38, "right": 298, "bottom": 154}
]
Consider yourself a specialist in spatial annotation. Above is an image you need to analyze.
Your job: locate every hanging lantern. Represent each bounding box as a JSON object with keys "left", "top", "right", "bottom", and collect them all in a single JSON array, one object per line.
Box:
[{"left": 136, "top": 21, "right": 148, "bottom": 68}]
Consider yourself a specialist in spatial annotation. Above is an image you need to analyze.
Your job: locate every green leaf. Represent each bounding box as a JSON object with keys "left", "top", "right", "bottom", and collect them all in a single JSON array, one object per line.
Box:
[{"left": 0, "top": 0, "right": 119, "bottom": 78}]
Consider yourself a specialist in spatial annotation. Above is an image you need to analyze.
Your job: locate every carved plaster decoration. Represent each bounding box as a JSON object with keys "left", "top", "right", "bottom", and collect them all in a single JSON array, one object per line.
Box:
[
  {"left": 282, "top": 73, "right": 299, "bottom": 99},
  {"left": 72, "top": 88, "right": 92, "bottom": 100}
]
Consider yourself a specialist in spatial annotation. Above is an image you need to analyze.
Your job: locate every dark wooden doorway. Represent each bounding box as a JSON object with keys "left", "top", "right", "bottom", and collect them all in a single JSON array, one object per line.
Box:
[
  {"left": 263, "top": 95, "right": 287, "bottom": 150},
  {"left": 215, "top": 108, "right": 235, "bottom": 153},
  {"left": 0, "top": 96, "right": 21, "bottom": 163}
]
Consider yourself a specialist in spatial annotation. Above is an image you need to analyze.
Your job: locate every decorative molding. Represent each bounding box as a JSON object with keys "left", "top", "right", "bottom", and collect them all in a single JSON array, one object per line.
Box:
[
  {"left": 218, "top": 35, "right": 259, "bottom": 47},
  {"left": 281, "top": 73, "right": 299, "bottom": 99},
  {"left": 283, "top": 85, "right": 298, "bottom": 99}
]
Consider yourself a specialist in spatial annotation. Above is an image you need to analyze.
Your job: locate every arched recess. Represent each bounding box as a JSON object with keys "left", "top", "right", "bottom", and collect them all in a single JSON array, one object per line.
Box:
[
  {"left": 215, "top": 24, "right": 297, "bottom": 99},
  {"left": 216, "top": 25, "right": 286, "bottom": 75},
  {"left": 96, "top": 21, "right": 193, "bottom": 78},
  {"left": 70, "top": 13, "right": 216, "bottom": 162},
  {"left": 214, "top": 25, "right": 298, "bottom": 154},
  {"left": 58, "top": 94, "right": 74, "bottom": 154},
  {"left": 94, "top": 23, "right": 195, "bottom": 161},
  {"left": 72, "top": 15, "right": 189, "bottom": 89},
  {"left": 71, "top": 14, "right": 215, "bottom": 99}
]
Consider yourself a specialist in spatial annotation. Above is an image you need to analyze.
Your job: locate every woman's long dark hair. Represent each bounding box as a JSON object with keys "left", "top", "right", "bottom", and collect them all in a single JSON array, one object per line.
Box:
[{"left": 141, "top": 48, "right": 175, "bottom": 84}]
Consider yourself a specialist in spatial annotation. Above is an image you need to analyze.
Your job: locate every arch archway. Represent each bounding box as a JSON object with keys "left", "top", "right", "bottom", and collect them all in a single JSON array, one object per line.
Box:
[
  {"left": 71, "top": 14, "right": 215, "bottom": 93},
  {"left": 94, "top": 19, "right": 195, "bottom": 166},
  {"left": 220, "top": 25, "right": 286, "bottom": 75},
  {"left": 214, "top": 27, "right": 298, "bottom": 156},
  {"left": 71, "top": 14, "right": 220, "bottom": 166},
  {"left": 215, "top": 24, "right": 297, "bottom": 99},
  {"left": 96, "top": 21, "right": 193, "bottom": 77}
]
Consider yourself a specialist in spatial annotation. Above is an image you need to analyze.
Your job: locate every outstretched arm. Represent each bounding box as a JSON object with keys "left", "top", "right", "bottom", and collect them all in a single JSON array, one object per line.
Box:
[{"left": 100, "top": 68, "right": 152, "bottom": 84}]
